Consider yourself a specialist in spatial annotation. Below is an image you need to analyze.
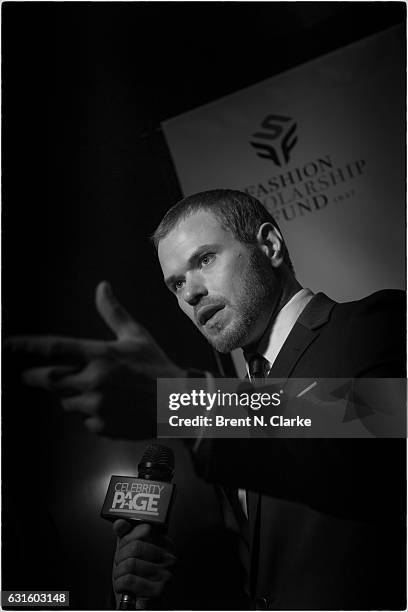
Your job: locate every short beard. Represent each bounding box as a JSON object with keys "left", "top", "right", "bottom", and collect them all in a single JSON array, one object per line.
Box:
[{"left": 206, "top": 248, "right": 277, "bottom": 353}]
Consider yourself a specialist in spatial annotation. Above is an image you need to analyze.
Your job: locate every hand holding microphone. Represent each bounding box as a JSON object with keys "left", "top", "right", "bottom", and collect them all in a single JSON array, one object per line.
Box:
[
  {"left": 113, "top": 520, "right": 176, "bottom": 609},
  {"left": 102, "top": 444, "right": 177, "bottom": 610}
]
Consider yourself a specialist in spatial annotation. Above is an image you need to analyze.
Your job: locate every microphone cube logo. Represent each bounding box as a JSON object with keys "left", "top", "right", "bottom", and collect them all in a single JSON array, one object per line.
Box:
[
  {"left": 112, "top": 490, "right": 160, "bottom": 515},
  {"left": 101, "top": 476, "right": 175, "bottom": 525},
  {"left": 250, "top": 114, "right": 298, "bottom": 166}
]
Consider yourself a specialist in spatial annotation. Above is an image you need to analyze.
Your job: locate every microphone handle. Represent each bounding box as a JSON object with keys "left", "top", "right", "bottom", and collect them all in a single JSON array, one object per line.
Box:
[
  {"left": 119, "top": 594, "right": 149, "bottom": 610},
  {"left": 119, "top": 594, "right": 135, "bottom": 610},
  {"left": 119, "top": 594, "right": 154, "bottom": 610}
]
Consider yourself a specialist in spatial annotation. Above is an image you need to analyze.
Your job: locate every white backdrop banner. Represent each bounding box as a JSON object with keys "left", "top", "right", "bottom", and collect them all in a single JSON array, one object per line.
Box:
[{"left": 162, "top": 26, "right": 405, "bottom": 374}]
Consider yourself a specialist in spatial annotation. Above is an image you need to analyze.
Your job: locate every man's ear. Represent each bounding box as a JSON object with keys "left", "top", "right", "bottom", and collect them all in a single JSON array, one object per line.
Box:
[{"left": 256, "top": 222, "right": 284, "bottom": 268}]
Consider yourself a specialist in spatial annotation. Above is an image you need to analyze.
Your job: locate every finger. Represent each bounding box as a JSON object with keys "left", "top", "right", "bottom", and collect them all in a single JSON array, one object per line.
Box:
[
  {"left": 46, "top": 359, "right": 111, "bottom": 395},
  {"left": 116, "top": 540, "right": 175, "bottom": 565},
  {"left": 21, "top": 366, "right": 84, "bottom": 391},
  {"left": 116, "top": 523, "right": 151, "bottom": 546},
  {"left": 114, "top": 557, "right": 172, "bottom": 582},
  {"left": 61, "top": 392, "right": 102, "bottom": 415},
  {"left": 6, "top": 336, "right": 105, "bottom": 365},
  {"left": 117, "top": 524, "right": 175, "bottom": 556},
  {"left": 114, "top": 574, "right": 169, "bottom": 599},
  {"left": 22, "top": 357, "right": 113, "bottom": 396},
  {"left": 95, "top": 281, "right": 145, "bottom": 340},
  {"left": 83, "top": 416, "right": 105, "bottom": 435},
  {"left": 113, "top": 519, "right": 135, "bottom": 539},
  {"left": 150, "top": 534, "right": 176, "bottom": 556}
]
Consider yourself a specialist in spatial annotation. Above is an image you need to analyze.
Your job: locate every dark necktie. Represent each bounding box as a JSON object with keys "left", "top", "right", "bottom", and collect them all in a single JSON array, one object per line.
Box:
[{"left": 248, "top": 353, "right": 269, "bottom": 382}]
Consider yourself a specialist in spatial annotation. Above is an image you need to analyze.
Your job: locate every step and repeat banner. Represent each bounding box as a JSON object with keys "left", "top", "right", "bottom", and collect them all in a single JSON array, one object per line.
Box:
[{"left": 162, "top": 26, "right": 405, "bottom": 375}]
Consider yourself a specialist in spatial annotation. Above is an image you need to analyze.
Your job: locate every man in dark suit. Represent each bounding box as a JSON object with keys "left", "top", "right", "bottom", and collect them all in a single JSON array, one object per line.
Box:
[
  {"left": 9, "top": 189, "right": 406, "bottom": 609},
  {"left": 188, "top": 289, "right": 405, "bottom": 609}
]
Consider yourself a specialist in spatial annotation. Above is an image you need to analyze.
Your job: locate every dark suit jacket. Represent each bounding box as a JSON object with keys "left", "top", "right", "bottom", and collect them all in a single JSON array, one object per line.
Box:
[{"left": 193, "top": 290, "right": 406, "bottom": 610}]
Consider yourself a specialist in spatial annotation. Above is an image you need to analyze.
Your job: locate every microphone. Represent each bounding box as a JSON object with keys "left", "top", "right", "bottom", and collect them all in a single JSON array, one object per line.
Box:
[{"left": 101, "top": 444, "right": 176, "bottom": 610}]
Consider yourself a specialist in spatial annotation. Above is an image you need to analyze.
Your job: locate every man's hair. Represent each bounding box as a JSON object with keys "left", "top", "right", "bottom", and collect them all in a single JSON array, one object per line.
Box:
[{"left": 152, "top": 189, "right": 294, "bottom": 274}]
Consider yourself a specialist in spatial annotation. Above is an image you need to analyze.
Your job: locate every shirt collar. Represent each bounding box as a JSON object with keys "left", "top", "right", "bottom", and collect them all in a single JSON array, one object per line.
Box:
[{"left": 244, "top": 288, "right": 315, "bottom": 376}]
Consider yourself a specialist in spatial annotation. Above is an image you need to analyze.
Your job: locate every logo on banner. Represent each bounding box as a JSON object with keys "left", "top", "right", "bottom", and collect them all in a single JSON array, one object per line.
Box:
[
  {"left": 243, "top": 154, "right": 367, "bottom": 224},
  {"left": 250, "top": 114, "right": 298, "bottom": 166}
]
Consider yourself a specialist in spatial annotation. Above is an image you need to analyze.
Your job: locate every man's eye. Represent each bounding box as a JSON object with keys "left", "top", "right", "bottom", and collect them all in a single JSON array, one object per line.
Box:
[
  {"left": 200, "top": 254, "right": 215, "bottom": 267},
  {"left": 174, "top": 280, "right": 185, "bottom": 291}
]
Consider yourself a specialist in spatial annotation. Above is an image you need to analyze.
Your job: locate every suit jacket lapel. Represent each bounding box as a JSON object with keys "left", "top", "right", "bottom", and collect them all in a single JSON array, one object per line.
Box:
[{"left": 269, "top": 292, "right": 336, "bottom": 380}]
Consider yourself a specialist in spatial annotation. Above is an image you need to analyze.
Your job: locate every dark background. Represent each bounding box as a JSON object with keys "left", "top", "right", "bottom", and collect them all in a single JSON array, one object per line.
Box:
[{"left": 2, "top": 2, "right": 406, "bottom": 609}]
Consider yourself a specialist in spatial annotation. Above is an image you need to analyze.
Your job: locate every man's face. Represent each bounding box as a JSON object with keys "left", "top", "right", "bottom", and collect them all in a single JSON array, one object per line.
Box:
[{"left": 158, "top": 210, "right": 281, "bottom": 353}]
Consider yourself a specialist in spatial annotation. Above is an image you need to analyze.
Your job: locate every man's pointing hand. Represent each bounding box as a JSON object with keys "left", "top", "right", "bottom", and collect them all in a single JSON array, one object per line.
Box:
[{"left": 6, "top": 281, "right": 185, "bottom": 438}]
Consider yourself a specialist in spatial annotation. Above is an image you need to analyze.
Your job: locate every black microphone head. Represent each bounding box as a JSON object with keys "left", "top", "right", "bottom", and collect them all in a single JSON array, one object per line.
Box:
[{"left": 137, "top": 443, "right": 175, "bottom": 482}]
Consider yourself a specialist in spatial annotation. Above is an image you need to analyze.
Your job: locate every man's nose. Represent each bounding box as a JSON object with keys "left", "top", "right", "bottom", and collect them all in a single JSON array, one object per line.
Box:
[{"left": 183, "top": 273, "right": 208, "bottom": 306}]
